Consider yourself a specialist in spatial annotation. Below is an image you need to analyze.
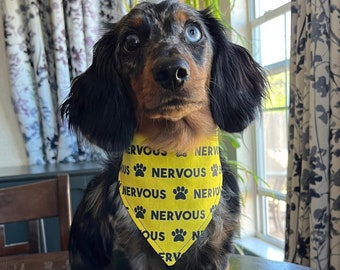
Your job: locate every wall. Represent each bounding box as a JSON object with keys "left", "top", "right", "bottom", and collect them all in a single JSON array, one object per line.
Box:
[{"left": 0, "top": 6, "right": 28, "bottom": 167}]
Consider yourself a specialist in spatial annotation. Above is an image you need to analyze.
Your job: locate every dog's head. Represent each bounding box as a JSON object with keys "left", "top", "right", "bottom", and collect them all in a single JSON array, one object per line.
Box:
[{"left": 61, "top": 0, "right": 267, "bottom": 152}]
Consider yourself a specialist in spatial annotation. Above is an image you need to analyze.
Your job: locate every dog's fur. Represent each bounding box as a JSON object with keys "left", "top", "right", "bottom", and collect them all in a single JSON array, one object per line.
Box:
[{"left": 60, "top": 1, "right": 267, "bottom": 269}]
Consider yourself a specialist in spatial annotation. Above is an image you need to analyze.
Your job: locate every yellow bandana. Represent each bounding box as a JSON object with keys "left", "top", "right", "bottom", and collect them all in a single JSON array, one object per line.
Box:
[{"left": 118, "top": 132, "right": 222, "bottom": 266}]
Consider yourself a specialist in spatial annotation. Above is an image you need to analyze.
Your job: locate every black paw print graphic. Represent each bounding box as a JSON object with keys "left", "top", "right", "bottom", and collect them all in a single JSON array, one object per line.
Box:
[
  {"left": 211, "top": 164, "right": 219, "bottom": 177},
  {"left": 134, "top": 163, "right": 147, "bottom": 177},
  {"left": 134, "top": 205, "right": 146, "bottom": 219},
  {"left": 172, "top": 229, "right": 187, "bottom": 242},
  {"left": 173, "top": 186, "right": 188, "bottom": 200}
]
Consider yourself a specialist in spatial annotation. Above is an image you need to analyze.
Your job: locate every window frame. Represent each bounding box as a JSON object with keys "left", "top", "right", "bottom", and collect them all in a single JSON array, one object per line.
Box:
[{"left": 250, "top": 0, "right": 291, "bottom": 248}]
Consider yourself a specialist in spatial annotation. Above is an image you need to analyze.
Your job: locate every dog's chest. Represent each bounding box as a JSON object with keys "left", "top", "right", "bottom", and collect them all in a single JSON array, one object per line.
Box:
[{"left": 118, "top": 132, "right": 223, "bottom": 266}]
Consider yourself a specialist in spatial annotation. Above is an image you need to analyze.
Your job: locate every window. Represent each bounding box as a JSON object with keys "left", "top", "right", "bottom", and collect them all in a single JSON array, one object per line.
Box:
[{"left": 250, "top": 0, "right": 291, "bottom": 247}]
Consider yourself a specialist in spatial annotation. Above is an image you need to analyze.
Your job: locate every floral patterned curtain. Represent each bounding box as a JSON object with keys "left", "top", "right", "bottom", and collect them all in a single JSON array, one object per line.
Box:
[
  {"left": 285, "top": 1, "right": 340, "bottom": 269},
  {"left": 1, "top": 0, "right": 125, "bottom": 165}
]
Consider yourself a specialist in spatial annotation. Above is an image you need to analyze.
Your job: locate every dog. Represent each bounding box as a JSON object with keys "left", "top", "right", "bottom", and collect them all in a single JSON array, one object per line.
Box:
[{"left": 60, "top": 1, "right": 267, "bottom": 269}]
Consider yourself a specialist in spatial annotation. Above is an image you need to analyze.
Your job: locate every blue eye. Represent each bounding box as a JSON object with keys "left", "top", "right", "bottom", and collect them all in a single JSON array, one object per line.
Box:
[{"left": 185, "top": 24, "right": 202, "bottom": 43}]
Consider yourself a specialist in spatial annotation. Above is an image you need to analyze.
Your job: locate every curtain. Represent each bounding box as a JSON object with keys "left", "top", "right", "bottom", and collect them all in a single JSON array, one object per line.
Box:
[
  {"left": 285, "top": 1, "right": 340, "bottom": 270},
  {"left": 1, "top": 0, "right": 125, "bottom": 165}
]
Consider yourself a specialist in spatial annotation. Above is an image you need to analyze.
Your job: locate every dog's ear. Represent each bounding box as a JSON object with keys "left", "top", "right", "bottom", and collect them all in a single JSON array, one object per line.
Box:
[
  {"left": 60, "top": 25, "right": 136, "bottom": 152},
  {"left": 201, "top": 10, "right": 267, "bottom": 133}
]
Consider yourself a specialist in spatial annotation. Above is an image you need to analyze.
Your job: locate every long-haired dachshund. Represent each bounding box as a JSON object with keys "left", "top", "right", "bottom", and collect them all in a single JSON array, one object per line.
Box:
[{"left": 61, "top": 1, "right": 267, "bottom": 269}]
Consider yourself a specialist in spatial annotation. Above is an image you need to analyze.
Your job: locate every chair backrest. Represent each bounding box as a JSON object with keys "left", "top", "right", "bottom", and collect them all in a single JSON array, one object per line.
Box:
[{"left": 0, "top": 174, "right": 71, "bottom": 256}]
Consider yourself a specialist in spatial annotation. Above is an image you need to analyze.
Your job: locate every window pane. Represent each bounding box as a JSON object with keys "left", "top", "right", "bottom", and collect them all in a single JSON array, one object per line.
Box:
[
  {"left": 254, "top": 0, "right": 290, "bottom": 17},
  {"left": 264, "top": 71, "right": 288, "bottom": 109},
  {"left": 265, "top": 197, "right": 286, "bottom": 241},
  {"left": 262, "top": 110, "right": 288, "bottom": 194},
  {"left": 286, "top": 12, "right": 291, "bottom": 59},
  {"left": 254, "top": 15, "right": 288, "bottom": 66}
]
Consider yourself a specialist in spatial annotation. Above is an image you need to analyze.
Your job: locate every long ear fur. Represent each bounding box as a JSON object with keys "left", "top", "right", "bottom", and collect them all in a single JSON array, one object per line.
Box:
[
  {"left": 201, "top": 10, "right": 267, "bottom": 133},
  {"left": 60, "top": 25, "right": 135, "bottom": 152}
]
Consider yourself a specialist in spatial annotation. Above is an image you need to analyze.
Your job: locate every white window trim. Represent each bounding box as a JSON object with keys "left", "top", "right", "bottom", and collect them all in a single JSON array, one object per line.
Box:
[{"left": 235, "top": 237, "right": 284, "bottom": 261}]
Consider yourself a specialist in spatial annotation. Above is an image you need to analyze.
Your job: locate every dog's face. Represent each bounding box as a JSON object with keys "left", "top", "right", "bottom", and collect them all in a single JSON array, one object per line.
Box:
[
  {"left": 61, "top": 0, "right": 267, "bottom": 152},
  {"left": 121, "top": 2, "right": 213, "bottom": 123}
]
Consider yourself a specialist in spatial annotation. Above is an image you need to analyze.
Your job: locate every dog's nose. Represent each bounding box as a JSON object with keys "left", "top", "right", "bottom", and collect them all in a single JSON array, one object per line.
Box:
[{"left": 153, "top": 59, "right": 190, "bottom": 90}]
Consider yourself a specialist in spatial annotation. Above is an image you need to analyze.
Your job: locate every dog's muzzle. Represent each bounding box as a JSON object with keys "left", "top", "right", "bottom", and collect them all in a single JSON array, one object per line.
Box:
[{"left": 152, "top": 58, "right": 190, "bottom": 91}]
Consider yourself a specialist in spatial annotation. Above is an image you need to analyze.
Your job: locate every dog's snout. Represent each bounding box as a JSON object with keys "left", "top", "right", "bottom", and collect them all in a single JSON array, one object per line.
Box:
[{"left": 153, "top": 59, "right": 190, "bottom": 90}]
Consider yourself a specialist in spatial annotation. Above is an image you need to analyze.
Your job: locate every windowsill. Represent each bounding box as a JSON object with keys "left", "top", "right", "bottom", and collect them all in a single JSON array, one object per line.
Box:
[{"left": 235, "top": 237, "right": 284, "bottom": 262}]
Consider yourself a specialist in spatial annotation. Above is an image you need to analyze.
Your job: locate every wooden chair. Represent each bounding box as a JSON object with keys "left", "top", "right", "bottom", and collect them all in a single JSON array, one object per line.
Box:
[{"left": 0, "top": 174, "right": 71, "bottom": 256}]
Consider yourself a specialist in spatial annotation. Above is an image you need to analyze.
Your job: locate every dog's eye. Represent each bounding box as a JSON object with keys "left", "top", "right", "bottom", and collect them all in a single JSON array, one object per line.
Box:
[
  {"left": 185, "top": 24, "right": 202, "bottom": 43},
  {"left": 124, "top": 34, "right": 141, "bottom": 51}
]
